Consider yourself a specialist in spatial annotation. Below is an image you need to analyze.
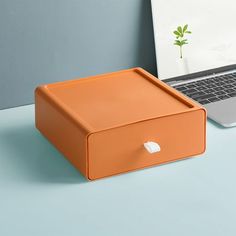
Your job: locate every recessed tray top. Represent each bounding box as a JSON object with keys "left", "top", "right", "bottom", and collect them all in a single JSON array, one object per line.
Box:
[{"left": 43, "top": 68, "right": 195, "bottom": 131}]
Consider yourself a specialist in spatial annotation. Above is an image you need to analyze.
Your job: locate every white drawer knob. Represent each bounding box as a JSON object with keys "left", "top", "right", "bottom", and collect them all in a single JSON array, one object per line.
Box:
[{"left": 144, "top": 141, "right": 161, "bottom": 154}]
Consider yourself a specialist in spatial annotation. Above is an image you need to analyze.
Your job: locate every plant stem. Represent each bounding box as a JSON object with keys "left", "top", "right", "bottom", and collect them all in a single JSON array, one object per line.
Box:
[{"left": 180, "top": 46, "right": 183, "bottom": 59}]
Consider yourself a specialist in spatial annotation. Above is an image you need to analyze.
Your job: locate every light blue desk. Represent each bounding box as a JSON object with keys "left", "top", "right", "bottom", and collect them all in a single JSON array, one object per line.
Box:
[{"left": 1, "top": 105, "right": 236, "bottom": 236}]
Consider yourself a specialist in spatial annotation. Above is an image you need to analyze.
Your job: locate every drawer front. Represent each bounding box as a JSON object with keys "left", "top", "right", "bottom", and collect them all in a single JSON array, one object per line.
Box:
[{"left": 87, "top": 110, "right": 206, "bottom": 180}]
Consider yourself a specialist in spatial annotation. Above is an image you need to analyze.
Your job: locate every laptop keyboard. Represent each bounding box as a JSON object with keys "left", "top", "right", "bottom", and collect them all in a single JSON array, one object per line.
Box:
[{"left": 173, "top": 72, "right": 236, "bottom": 105}]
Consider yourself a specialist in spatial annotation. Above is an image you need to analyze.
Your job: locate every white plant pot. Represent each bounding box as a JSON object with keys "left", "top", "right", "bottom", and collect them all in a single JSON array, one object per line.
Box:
[{"left": 177, "top": 58, "right": 189, "bottom": 75}]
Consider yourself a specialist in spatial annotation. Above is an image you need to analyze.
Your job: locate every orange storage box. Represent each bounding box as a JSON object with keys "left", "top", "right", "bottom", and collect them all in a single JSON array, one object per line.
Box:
[{"left": 35, "top": 68, "right": 206, "bottom": 180}]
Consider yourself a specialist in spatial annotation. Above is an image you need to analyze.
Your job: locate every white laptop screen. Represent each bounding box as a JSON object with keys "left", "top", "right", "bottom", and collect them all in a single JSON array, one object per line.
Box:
[{"left": 151, "top": 0, "right": 236, "bottom": 80}]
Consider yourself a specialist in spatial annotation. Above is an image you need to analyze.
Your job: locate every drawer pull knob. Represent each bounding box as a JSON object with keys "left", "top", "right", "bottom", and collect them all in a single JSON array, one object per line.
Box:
[{"left": 144, "top": 141, "right": 161, "bottom": 154}]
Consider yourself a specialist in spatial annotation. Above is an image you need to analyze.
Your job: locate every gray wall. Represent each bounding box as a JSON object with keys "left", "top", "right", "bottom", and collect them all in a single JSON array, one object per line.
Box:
[{"left": 0, "top": 0, "right": 156, "bottom": 110}]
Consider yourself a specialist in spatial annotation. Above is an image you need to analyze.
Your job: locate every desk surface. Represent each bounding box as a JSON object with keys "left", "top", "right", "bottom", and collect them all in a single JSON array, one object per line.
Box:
[{"left": 0, "top": 105, "right": 236, "bottom": 236}]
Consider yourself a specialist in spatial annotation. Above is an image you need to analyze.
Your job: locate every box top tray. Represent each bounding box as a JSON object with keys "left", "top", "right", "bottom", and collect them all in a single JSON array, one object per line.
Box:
[{"left": 41, "top": 68, "right": 199, "bottom": 131}]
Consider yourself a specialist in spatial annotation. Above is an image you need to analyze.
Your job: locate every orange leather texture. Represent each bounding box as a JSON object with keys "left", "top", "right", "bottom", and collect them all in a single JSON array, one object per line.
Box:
[{"left": 35, "top": 68, "right": 206, "bottom": 180}]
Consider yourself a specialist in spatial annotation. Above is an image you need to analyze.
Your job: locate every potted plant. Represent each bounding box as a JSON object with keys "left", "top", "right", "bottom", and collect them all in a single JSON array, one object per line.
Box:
[{"left": 173, "top": 24, "right": 191, "bottom": 75}]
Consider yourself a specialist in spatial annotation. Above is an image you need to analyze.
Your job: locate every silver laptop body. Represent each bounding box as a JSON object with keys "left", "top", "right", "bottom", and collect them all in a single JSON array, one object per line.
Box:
[{"left": 163, "top": 64, "right": 236, "bottom": 127}]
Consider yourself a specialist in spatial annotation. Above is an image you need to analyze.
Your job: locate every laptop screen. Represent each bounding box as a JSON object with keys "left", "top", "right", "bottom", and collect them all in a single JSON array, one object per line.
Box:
[{"left": 151, "top": 0, "right": 236, "bottom": 80}]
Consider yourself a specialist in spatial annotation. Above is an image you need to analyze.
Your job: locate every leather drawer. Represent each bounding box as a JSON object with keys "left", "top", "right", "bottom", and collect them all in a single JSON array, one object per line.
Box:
[
  {"left": 35, "top": 68, "right": 206, "bottom": 180},
  {"left": 88, "top": 109, "right": 205, "bottom": 179}
]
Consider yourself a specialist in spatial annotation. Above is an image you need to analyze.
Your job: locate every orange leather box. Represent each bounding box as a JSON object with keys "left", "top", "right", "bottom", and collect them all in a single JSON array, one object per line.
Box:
[{"left": 35, "top": 68, "right": 206, "bottom": 180}]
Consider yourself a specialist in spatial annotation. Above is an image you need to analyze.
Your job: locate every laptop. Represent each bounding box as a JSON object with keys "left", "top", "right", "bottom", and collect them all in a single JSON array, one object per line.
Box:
[
  {"left": 164, "top": 65, "right": 236, "bottom": 127},
  {"left": 151, "top": 0, "right": 236, "bottom": 127}
]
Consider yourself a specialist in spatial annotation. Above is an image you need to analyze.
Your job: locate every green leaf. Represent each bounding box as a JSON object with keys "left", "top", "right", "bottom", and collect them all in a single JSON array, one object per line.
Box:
[
  {"left": 173, "top": 30, "right": 180, "bottom": 36},
  {"left": 186, "top": 31, "right": 191, "bottom": 34},
  {"left": 183, "top": 24, "right": 188, "bottom": 32},
  {"left": 177, "top": 26, "right": 182, "bottom": 34},
  {"left": 174, "top": 39, "right": 182, "bottom": 46},
  {"left": 174, "top": 42, "right": 180, "bottom": 46},
  {"left": 177, "top": 40, "right": 188, "bottom": 46}
]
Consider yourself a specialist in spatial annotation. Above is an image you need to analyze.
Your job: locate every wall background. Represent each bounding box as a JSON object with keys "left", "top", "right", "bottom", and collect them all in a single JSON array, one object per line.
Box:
[{"left": 0, "top": 0, "right": 156, "bottom": 110}]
